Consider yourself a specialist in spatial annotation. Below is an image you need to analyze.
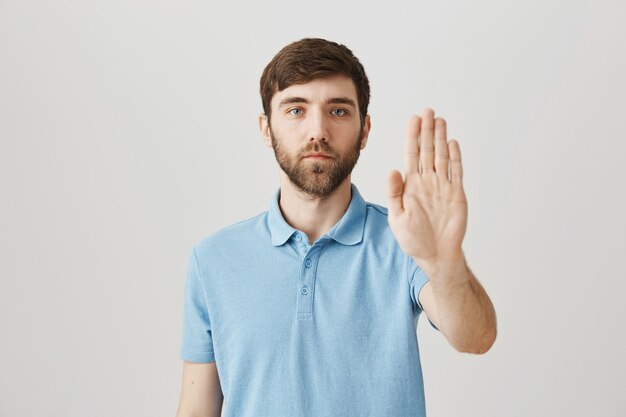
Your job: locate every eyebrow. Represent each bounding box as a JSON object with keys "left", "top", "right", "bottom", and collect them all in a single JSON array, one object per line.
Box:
[{"left": 277, "top": 96, "right": 357, "bottom": 109}]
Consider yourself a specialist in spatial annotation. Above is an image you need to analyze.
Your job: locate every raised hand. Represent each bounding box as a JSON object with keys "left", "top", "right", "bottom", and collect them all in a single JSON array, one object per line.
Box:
[{"left": 387, "top": 108, "right": 468, "bottom": 267}]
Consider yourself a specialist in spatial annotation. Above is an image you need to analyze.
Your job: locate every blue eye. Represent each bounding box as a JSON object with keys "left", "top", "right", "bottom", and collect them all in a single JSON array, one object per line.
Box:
[
  {"left": 331, "top": 108, "right": 347, "bottom": 116},
  {"left": 288, "top": 108, "right": 302, "bottom": 116}
]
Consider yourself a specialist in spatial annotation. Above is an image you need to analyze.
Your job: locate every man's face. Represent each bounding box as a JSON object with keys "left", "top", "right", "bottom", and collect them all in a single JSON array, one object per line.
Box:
[{"left": 260, "top": 74, "right": 370, "bottom": 198}]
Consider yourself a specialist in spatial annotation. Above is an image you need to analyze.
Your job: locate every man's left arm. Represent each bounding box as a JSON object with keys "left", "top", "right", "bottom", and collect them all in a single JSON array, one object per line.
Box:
[
  {"left": 417, "top": 254, "right": 497, "bottom": 354},
  {"left": 387, "top": 108, "right": 496, "bottom": 355}
]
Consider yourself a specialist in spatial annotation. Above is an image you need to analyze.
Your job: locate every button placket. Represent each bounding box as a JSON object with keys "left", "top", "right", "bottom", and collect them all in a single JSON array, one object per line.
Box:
[
  {"left": 296, "top": 243, "right": 322, "bottom": 320},
  {"left": 291, "top": 232, "right": 309, "bottom": 258},
  {"left": 295, "top": 236, "right": 331, "bottom": 320}
]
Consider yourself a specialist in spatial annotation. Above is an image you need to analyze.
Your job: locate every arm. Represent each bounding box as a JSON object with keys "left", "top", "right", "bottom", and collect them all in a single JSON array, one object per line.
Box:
[
  {"left": 175, "top": 361, "right": 223, "bottom": 417},
  {"left": 388, "top": 109, "right": 496, "bottom": 354},
  {"left": 417, "top": 255, "right": 497, "bottom": 354}
]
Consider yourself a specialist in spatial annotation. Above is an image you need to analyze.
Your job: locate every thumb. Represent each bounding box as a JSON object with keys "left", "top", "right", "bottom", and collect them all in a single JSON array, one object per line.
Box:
[{"left": 388, "top": 170, "right": 404, "bottom": 217}]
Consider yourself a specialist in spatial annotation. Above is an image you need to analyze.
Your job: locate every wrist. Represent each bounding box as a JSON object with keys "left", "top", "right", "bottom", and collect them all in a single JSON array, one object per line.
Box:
[
  {"left": 413, "top": 249, "right": 465, "bottom": 273},
  {"left": 413, "top": 250, "right": 469, "bottom": 284}
]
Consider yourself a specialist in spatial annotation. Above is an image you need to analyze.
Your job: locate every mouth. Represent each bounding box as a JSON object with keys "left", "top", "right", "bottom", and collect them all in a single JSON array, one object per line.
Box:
[{"left": 304, "top": 153, "right": 333, "bottom": 160}]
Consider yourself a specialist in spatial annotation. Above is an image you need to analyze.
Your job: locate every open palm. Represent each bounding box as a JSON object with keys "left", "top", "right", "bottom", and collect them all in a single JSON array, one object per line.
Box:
[{"left": 388, "top": 108, "right": 468, "bottom": 265}]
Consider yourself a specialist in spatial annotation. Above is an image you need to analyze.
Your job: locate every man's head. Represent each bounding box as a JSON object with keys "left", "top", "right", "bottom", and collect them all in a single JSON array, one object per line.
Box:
[
  {"left": 260, "top": 38, "right": 371, "bottom": 128},
  {"left": 259, "top": 38, "right": 372, "bottom": 198}
]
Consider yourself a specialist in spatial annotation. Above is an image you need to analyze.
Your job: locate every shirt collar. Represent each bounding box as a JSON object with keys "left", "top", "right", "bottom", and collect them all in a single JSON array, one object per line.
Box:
[{"left": 268, "top": 182, "right": 367, "bottom": 247}]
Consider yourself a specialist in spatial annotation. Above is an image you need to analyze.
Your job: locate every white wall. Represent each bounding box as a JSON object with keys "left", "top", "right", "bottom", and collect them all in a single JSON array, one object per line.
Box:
[{"left": 1, "top": 0, "right": 624, "bottom": 415}]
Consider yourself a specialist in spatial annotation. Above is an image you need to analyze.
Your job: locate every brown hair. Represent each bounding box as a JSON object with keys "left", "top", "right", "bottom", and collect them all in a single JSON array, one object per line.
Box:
[{"left": 260, "top": 38, "right": 370, "bottom": 127}]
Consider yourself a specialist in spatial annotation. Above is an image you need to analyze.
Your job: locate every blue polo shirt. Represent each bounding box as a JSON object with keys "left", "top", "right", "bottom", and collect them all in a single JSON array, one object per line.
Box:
[{"left": 180, "top": 182, "right": 434, "bottom": 417}]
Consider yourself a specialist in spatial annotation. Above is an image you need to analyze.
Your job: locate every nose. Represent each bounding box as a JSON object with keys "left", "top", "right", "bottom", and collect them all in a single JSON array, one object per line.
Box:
[{"left": 307, "top": 108, "right": 328, "bottom": 143}]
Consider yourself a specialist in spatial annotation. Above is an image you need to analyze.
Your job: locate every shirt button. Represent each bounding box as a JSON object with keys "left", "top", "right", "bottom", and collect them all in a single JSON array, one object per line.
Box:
[
  {"left": 305, "top": 259, "right": 312, "bottom": 268},
  {"left": 295, "top": 233, "right": 302, "bottom": 241},
  {"left": 301, "top": 286, "right": 309, "bottom": 295}
]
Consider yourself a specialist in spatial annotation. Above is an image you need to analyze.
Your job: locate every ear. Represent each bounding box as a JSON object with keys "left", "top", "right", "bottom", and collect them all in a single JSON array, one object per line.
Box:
[
  {"left": 359, "top": 114, "right": 371, "bottom": 150},
  {"left": 259, "top": 114, "right": 272, "bottom": 147}
]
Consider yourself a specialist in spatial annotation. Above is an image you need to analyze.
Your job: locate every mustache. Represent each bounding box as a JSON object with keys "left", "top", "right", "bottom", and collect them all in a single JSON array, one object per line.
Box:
[{"left": 300, "top": 142, "right": 337, "bottom": 158}]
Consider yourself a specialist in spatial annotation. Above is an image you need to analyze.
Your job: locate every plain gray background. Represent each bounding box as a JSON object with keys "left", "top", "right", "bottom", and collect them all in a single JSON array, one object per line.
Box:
[{"left": 1, "top": 0, "right": 625, "bottom": 416}]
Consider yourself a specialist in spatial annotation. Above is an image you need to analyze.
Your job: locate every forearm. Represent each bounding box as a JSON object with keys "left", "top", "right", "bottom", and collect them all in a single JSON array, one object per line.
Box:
[{"left": 418, "top": 254, "right": 497, "bottom": 354}]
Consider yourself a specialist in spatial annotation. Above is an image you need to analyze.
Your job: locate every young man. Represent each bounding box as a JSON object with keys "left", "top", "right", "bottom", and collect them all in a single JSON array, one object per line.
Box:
[{"left": 175, "top": 38, "right": 497, "bottom": 417}]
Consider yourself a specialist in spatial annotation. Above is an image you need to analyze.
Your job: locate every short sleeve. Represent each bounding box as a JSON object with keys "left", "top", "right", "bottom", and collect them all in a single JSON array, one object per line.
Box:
[
  {"left": 408, "top": 257, "right": 439, "bottom": 331},
  {"left": 179, "top": 246, "right": 216, "bottom": 362}
]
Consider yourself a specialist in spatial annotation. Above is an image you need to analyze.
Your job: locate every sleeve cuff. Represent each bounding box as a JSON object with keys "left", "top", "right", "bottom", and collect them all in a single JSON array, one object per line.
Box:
[
  {"left": 179, "top": 348, "right": 216, "bottom": 363},
  {"left": 414, "top": 268, "right": 440, "bottom": 332}
]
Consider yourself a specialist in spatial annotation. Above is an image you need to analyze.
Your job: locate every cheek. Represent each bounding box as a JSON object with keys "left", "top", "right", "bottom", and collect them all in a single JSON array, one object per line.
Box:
[
  {"left": 333, "top": 119, "right": 361, "bottom": 135},
  {"left": 271, "top": 132, "right": 300, "bottom": 155},
  {"left": 272, "top": 121, "right": 301, "bottom": 139}
]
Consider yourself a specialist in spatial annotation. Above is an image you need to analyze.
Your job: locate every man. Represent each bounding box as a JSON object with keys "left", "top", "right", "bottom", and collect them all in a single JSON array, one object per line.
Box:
[{"left": 175, "top": 38, "right": 497, "bottom": 417}]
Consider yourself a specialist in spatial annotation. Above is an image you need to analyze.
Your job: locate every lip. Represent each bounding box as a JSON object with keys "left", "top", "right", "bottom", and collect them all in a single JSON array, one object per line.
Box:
[{"left": 304, "top": 153, "right": 332, "bottom": 159}]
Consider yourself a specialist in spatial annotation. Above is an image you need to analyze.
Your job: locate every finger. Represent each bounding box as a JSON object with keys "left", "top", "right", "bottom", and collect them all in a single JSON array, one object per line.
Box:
[
  {"left": 449, "top": 139, "right": 463, "bottom": 185},
  {"left": 434, "top": 117, "right": 449, "bottom": 181},
  {"left": 419, "top": 108, "right": 435, "bottom": 174},
  {"left": 404, "top": 115, "right": 421, "bottom": 174},
  {"left": 387, "top": 170, "right": 405, "bottom": 216}
]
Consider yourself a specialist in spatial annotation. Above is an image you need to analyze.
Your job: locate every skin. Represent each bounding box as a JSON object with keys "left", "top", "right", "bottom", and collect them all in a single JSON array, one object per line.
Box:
[
  {"left": 175, "top": 361, "right": 223, "bottom": 417},
  {"left": 388, "top": 111, "right": 497, "bottom": 354}
]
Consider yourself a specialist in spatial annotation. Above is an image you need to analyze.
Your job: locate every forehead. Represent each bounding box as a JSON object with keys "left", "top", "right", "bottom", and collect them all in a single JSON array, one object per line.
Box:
[{"left": 271, "top": 74, "right": 358, "bottom": 107}]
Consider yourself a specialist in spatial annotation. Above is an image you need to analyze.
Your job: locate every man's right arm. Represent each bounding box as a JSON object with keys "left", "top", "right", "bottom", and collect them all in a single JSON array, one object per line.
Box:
[{"left": 175, "top": 361, "right": 223, "bottom": 417}]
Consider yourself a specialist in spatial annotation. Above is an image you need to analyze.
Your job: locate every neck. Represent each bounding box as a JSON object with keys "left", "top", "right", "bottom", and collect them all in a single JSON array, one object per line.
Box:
[{"left": 277, "top": 173, "right": 352, "bottom": 245}]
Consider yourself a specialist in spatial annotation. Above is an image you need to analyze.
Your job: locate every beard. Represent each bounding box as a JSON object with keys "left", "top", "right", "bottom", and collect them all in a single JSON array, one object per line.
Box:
[{"left": 270, "top": 127, "right": 363, "bottom": 198}]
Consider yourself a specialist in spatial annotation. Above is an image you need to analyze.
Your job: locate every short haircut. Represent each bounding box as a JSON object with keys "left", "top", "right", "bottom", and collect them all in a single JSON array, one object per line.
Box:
[{"left": 260, "top": 38, "right": 370, "bottom": 127}]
